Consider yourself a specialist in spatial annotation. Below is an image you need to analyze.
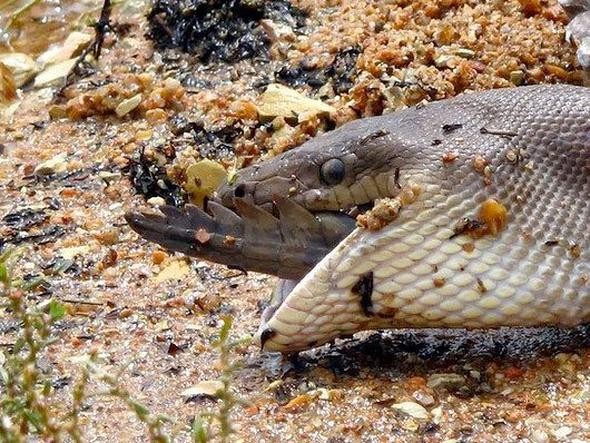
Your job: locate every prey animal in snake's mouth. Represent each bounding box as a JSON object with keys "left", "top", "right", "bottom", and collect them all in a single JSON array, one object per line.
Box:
[{"left": 126, "top": 84, "right": 590, "bottom": 353}]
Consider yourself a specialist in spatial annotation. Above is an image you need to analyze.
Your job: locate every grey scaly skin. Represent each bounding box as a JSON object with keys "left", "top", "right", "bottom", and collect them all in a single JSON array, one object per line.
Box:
[{"left": 127, "top": 84, "right": 590, "bottom": 352}]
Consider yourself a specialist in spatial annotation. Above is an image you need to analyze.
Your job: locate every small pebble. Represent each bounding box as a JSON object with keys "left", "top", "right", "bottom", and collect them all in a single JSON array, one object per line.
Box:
[
  {"left": 147, "top": 196, "right": 166, "bottom": 207},
  {"left": 427, "top": 373, "right": 466, "bottom": 390},
  {"left": 412, "top": 390, "right": 435, "bottom": 406},
  {"left": 391, "top": 401, "right": 431, "bottom": 420}
]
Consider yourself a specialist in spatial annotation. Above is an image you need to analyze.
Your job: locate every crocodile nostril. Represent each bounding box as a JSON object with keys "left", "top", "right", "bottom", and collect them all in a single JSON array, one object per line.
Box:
[{"left": 234, "top": 184, "right": 246, "bottom": 198}]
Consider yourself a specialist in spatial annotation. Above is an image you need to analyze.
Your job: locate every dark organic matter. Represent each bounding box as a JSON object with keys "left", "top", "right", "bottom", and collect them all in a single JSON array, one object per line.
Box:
[
  {"left": 275, "top": 47, "right": 361, "bottom": 93},
  {"left": 126, "top": 150, "right": 185, "bottom": 207},
  {"left": 147, "top": 0, "right": 306, "bottom": 63}
]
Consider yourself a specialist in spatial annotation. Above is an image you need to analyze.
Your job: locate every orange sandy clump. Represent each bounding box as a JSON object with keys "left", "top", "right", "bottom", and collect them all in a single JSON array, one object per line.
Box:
[
  {"left": 453, "top": 198, "right": 508, "bottom": 238},
  {"left": 357, "top": 182, "right": 422, "bottom": 231},
  {"left": 478, "top": 198, "right": 508, "bottom": 235}
]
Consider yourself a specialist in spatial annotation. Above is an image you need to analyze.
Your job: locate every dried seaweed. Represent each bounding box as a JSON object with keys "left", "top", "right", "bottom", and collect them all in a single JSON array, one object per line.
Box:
[
  {"left": 170, "top": 116, "right": 243, "bottom": 160},
  {"left": 2, "top": 207, "right": 47, "bottom": 230},
  {"left": 0, "top": 226, "right": 66, "bottom": 251},
  {"left": 126, "top": 149, "right": 185, "bottom": 207},
  {"left": 276, "top": 47, "right": 361, "bottom": 93},
  {"left": 147, "top": 0, "right": 306, "bottom": 63}
]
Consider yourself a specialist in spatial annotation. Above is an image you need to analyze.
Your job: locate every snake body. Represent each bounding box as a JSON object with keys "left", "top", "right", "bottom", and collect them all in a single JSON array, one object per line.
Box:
[{"left": 127, "top": 84, "right": 590, "bottom": 353}]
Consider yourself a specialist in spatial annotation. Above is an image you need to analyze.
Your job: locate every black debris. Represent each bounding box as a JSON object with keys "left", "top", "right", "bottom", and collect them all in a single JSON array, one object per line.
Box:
[
  {"left": 351, "top": 271, "right": 374, "bottom": 316},
  {"left": 147, "top": 0, "right": 306, "bottom": 63},
  {"left": 359, "top": 129, "right": 390, "bottom": 146},
  {"left": 259, "top": 328, "right": 277, "bottom": 349},
  {"left": 442, "top": 123, "right": 463, "bottom": 133},
  {"left": 54, "top": 0, "right": 114, "bottom": 100},
  {"left": 2, "top": 208, "right": 48, "bottom": 230},
  {"left": 0, "top": 226, "right": 67, "bottom": 251},
  {"left": 290, "top": 325, "right": 590, "bottom": 377},
  {"left": 450, "top": 217, "right": 485, "bottom": 239},
  {"left": 276, "top": 47, "right": 361, "bottom": 93},
  {"left": 194, "top": 125, "right": 243, "bottom": 160},
  {"left": 126, "top": 149, "right": 185, "bottom": 207}
]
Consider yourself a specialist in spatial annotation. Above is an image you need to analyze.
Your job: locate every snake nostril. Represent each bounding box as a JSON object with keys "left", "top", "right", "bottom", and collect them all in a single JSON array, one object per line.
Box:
[{"left": 234, "top": 184, "right": 246, "bottom": 198}]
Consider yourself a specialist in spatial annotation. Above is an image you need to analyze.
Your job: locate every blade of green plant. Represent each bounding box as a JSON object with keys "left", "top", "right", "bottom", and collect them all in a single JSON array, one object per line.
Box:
[
  {"left": 191, "top": 415, "right": 209, "bottom": 443},
  {"left": 0, "top": 263, "right": 8, "bottom": 285},
  {"left": 48, "top": 300, "right": 66, "bottom": 321},
  {"left": 218, "top": 317, "right": 232, "bottom": 343}
]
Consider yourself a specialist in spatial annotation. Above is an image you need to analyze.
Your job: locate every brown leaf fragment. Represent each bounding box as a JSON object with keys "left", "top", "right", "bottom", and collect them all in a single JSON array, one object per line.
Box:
[
  {"left": 462, "top": 243, "right": 475, "bottom": 253},
  {"left": 442, "top": 151, "right": 458, "bottom": 164},
  {"left": 570, "top": 244, "right": 581, "bottom": 258},
  {"left": 476, "top": 278, "right": 488, "bottom": 293},
  {"left": 433, "top": 277, "right": 446, "bottom": 288},
  {"left": 283, "top": 393, "right": 313, "bottom": 413},
  {"left": 223, "top": 235, "right": 236, "bottom": 246}
]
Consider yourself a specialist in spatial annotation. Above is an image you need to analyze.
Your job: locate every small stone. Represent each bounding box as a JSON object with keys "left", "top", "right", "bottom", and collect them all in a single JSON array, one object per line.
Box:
[
  {"left": 530, "top": 429, "right": 550, "bottom": 443},
  {"left": 48, "top": 105, "right": 68, "bottom": 119},
  {"left": 0, "top": 63, "right": 16, "bottom": 105},
  {"left": 145, "top": 108, "right": 168, "bottom": 123},
  {"left": 147, "top": 197, "right": 166, "bottom": 207},
  {"left": 37, "top": 32, "right": 93, "bottom": 67},
  {"left": 391, "top": 401, "right": 431, "bottom": 420},
  {"left": 473, "top": 155, "right": 488, "bottom": 173},
  {"left": 434, "top": 54, "right": 457, "bottom": 68},
  {"left": 427, "top": 373, "right": 466, "bottom": 390},
  {"left": 95, "top": 228, "right": 120, "bottom": 245},
  {"left": 155, "top": 319, "right": 170, "bottom": 331},
  {"left": 60, "top": 245, "right": 91, "bottom": 260},
  {"left": 442, "top": 151, "right": 458, "bottom": 164},
  {"left": 119, "top": 308, "right": 133, "bottom": 318},
  {"left": 182, "top": 380, "right": 224, "bottom": 399},
  {"left": 0, "top": 53, "right": 37, "bottom": 87},
  {"left": 412, "top": 390, "right": 435, "bottom": 406},
  {"left": 553, "top": 426, "right": 572, "bottom": 439},
  {"left": 259, "top": 19, "right": 295, "bottom": 42},
  {"left": 195, "top": 228, "right": 211, "bottom": 244},
  {"left": 257, "top": 83, "right": 335, "bottom": 122},
  {"left": 431, "top": 406, "right": 444, "bottom": 425},
  {"left": 283, "top": 393, "right": 313, "bottom": 413},
  {"left": 115, "top": 94, "right": 142, "bottom": 117},
  {"left": 34, "top": 58, "right": 78, "bottom": 88},
  {"left": 185, "top": 159, "right": 227, "bottom": 206},
  {"left": 34, "top": 153, "right": 68, "bottom": 176},
  {"left": 453, "top": 48, "right": 476, "bottom": 59},
  {"left": 230, "top": 99, "right": 259, "bottom": 120},
  {"left": 153, "top": 260, "right": 190, "bottom": 283},
  {"left": 98, "top": 171, "right": 122, "bottom": 184}
]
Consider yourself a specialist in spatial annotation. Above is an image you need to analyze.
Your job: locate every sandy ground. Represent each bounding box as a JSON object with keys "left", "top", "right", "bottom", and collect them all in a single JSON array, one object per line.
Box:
[{"left": 1, "top": 0, "right": 590, "bottom": 441}]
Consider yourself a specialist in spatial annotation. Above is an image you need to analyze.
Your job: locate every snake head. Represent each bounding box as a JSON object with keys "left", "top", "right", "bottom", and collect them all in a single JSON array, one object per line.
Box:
[{"left": 217, "top": 118, "right": 407, "bottom": 212}]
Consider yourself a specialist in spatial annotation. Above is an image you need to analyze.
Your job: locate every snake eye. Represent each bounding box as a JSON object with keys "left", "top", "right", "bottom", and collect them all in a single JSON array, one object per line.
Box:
[
  {"left": 320, "top": 158, "right": 345, "bottom": 186},
  {"left": 234, "top": 184, "right": 246, "bottom": 198}
]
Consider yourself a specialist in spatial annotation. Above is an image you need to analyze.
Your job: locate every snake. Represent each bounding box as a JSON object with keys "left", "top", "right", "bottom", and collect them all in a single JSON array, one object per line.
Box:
[{"left": 126, "top": 83, "right": 590, "bottom": 353}]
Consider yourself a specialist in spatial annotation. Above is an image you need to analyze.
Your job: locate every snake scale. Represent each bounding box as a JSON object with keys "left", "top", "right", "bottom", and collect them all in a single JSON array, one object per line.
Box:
[{"left": 127, "top": 84, "right": 589, "bottom": 353}]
